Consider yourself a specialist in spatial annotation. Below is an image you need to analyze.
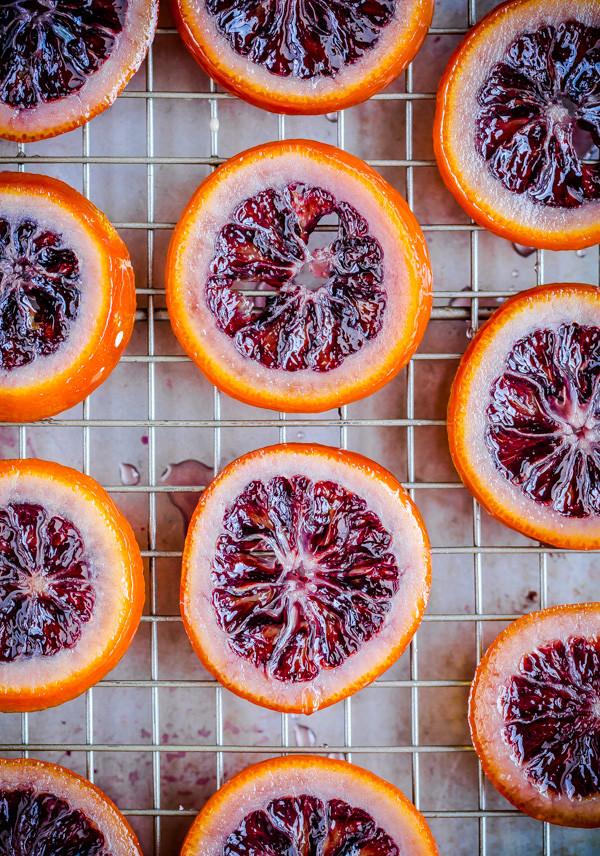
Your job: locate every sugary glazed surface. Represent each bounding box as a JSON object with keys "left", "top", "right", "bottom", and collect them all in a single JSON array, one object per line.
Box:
[
  {"left": 224, "top": 794, "right": 399, "bottom": 856},
  {"left": 0, "top": 459, "right": 144, "bottom": 713},
  {"left": 0, "top": 215, "right": 80, "bottom": 371},
  {"left": 0, "top": 786, "right": 108, "bottom": 854},
  {"left": 182, "top": 756, "right": 439, "bottom": 856},
  {"left": 486, "top": 322, "right": 600, "bottom": 518},
  {"left": 207, "top": 181, "right": 386, "bottom": 373},
  {"left": 205, "top": 0, "right": 395, "bottom": 80},
  {"left": 0, "top": 0, "right": 126, "bottom": 108},
  {"left": 182, "top": 444, "right": 431, "bottom": 712},
  {"left": 476, "top": 19, "right": 600, "bottom": 208},
  {"left": 501, "top": 634, "right": 600, "bottom": 800},
  {"left": 0, "top": 501, "right": 94, "bottom": 662},
  {"left": 212, "top": 474, "right": 400, "bottom": 682},
  {"left": 168, "top": 141, "right": 432, "bottom": 411}
]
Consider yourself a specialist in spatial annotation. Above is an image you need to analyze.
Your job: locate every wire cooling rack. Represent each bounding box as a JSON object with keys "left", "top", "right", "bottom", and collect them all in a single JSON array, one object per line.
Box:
[{"left": 1, "top": 0, "right": 600, "bottom": 854}]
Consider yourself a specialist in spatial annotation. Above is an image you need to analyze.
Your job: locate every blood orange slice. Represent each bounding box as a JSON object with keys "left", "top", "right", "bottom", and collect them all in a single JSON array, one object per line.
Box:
[
  {"left": 470, "top": 603, "right": 600, "bottom": 827},
  {"left": 448, "top": 282, "right": 600, "bottom": 550},
  {"left": 171, "top": 0, "right": 433, "bottom": 114},
  {"left": 0, "top": 0, "right": 158, "bottom": 142},
  {"left": 0, "top": 172, "right": 135, "bottom": 423},
  {"left": 167, "top": 140, "right": 432, "bottom": 414},
  {"left": 0, "top": 458, "right": 144, "bottom": 712},
  {"left": 434, "top": 0, "right": 600, "bottom": 250},
  {"left": 182, "top": 755, "right": 438, "bottom": 856},
  {"left": 0, "top": 757, "right": 142, "bottom": 854},
  {"left": 181, "top": 443, "right": 430, "bottom": 714}
]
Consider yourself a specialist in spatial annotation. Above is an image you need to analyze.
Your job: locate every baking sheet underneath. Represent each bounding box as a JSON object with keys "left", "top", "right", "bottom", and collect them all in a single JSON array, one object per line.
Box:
[{"left": 1, "top": 0, "right": 600, "bottom": 853}]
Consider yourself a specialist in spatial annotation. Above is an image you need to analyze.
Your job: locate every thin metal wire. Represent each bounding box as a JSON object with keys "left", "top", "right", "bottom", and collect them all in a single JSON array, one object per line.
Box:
[
  {"left": 1, "top": 7, "right": 598, "bottom": 855},
  {"left": 210, "top": 76, "right": 226, "bottom": 801}
]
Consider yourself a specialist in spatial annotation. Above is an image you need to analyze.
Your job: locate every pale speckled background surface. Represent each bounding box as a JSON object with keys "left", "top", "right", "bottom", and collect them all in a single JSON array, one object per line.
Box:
[{"left": 0, "top": 0, "right": 600, "bottom": 853}]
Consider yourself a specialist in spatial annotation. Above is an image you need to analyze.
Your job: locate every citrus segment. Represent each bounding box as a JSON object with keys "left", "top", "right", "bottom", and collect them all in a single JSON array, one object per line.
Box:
[
  {"left": 0, "top": 757, "right": 142, "bottom": 854},
  {"left": 448, "top": 283, "right": 600, "bottom": 549},
  {"left": 182, "top": 756, "right": 438, "bottom": 856},
  {"left": 167, "top": 140, "right": 432, "bottom": 413},
  {"left": 0, "top": 0, "right": 159, "bottom": 142},
  {"left": 435, "top": 0, "right": 600, "bottom": 249},
  {"left": 171, "top": 0, "right": 433, "bottom": 114},
  {"left": 0, "top": 172, "right": 135, "bottom": 423},
  {"left": 181, "top": 444, "right": 430, "bottom": 713},
  {"left": 0, "top": 458, "right": 144, "bottom": 712},
  {"left": 470, "top": 603, "right": 600, "bottom": 826}
]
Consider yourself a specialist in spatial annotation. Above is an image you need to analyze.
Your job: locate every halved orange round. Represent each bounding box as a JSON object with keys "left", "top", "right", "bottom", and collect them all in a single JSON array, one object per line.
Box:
[
  {"left": 434, "top": 0, "right": 600, "bottom": 250},
  {"left": 470, "top": 603, "right": 600, "bottom": 827},
  {"left": 449, "top": 283, "right": 600, "bottom": 550},
  {"left": 0, "top": 172, "right": 135, "bottom": 423},
  {"left": 0, "top": 757, "right": 142, "bottom": 853},
  {"left": 182, "top": 755, "right": 439, "bottom": 856},
  {"left": 171, "top": 0, "right": 433, "bottom": 114},
  {"left": 167, "top": 140, "right": 432, "bottom": 413},
  {"left": 181, "top": 443, "right": 430, "bottom": 714},
  {"left": 0, "top": 0, "right": 158, "bottom": 142},
  {"left": 0, "top": 458, "right": 144, "bottom": 712}
]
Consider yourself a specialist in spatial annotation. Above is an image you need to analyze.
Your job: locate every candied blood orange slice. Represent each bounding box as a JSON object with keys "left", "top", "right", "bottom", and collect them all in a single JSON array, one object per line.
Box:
[
  {"left": 0, "top": 172, "right": 135, "bottom": 423},
  {"left": 170, "top": 0, "right": 433, "bottom": 114},
  {"left": 0, "top": 458, "right": 144, "bottom": 712},
  {"left": 182, "top": 755, "right": 438, "bottom": 856},
  {"left": 167, "top": 140, "right": 432, "bottom": 414},
  {"left": 0, "top": 757, "right": 142, "bottom": 854},
  {"left": 434, "top": 0, "right": 600, "bottom": 250},
  {"left": 470, "top": 603, "right": 600, "bottom": 827},
  {"left": 0, "top": 0, "right": 158, "bottom": 142},
  {"left": 448, "top": 282, "right": 600, "bottom": 550},
  {"left": 181, "top": 443, "right": 430, "bottom": 713}
]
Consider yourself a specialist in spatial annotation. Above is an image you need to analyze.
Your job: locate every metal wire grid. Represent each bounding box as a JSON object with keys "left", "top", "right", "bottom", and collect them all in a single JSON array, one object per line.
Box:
[{"left": 0, "top": 1, "right": 599, "bottom": 854}]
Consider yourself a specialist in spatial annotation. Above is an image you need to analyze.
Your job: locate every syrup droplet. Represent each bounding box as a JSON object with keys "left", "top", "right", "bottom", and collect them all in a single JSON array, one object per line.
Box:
[
  {"left": 119, "top": 462, "right": 140, "bottom": 486},
  {"left": 576, "top": 248, "right": 587, "bottom": 258},
  {"left": 293, "top": 722, "right": 317, "bottom": 747},
  {"left": 448, "top": 286, "right": 471, "bottom": 309},
  {"left": 160, "top": 459, "right": 213, "bottom": 533},
  {"left": 512, "top": 243, "right": 536, "bottom": 258},
  {"left": 325, "top": 112, "right": 339, "bottom": 122}
]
